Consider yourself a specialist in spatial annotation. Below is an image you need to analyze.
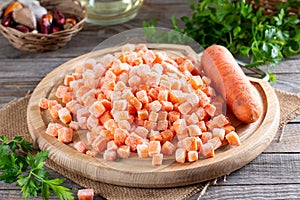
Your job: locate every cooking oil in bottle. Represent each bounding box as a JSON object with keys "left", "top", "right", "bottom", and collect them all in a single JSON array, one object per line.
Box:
[{"left": 80, "top": 0, "right": 144, "bottom": 26}]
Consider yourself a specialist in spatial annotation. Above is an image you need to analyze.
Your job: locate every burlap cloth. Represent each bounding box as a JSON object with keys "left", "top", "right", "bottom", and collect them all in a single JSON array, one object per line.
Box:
[{"left": 1, "top": 89, "right": 300, "bottom": 200}]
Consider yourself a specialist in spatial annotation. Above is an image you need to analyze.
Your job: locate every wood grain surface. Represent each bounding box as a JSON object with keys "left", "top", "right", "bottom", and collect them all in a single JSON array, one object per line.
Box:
[{"left": 1, "top": 0, "right": 300, "bottom": 199}]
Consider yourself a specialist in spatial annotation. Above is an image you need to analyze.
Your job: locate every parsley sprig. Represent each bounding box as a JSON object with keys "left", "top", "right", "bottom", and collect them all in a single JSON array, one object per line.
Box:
[{"left": 0, "top": 136, "right": 74, "bottom": 200}]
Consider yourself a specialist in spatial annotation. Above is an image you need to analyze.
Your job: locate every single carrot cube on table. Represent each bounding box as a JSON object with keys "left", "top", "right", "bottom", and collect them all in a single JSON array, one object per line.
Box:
[{"left": 78, "top": 188, "right": 94, "bottom": 200}]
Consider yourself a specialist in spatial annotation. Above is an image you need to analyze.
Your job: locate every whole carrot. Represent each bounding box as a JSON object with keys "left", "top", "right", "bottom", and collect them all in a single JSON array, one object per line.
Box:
[{"left": 201, "top": 45, "right": 262, "bottom": 123}]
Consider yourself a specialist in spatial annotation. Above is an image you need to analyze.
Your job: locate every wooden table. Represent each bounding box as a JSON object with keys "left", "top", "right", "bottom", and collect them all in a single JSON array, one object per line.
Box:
[{"left": 1, "top": 0, "right": 300, "bottom": 199}]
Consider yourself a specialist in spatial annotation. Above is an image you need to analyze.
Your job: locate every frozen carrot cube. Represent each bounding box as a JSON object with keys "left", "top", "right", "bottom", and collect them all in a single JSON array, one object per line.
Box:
[
  {"left": 103, "top": 150, "right": 117, "bottom": 161},
  {"left": 117, "top": 120, "right": 131, "bottom": 131},
  {"left": 135, "top": 126, "right": 149, "bottom": 138},
  {"left": 179, "top": 59, "right": 194, "bottom": 72},
  {"left": 137, "top": 143, "right": 149, "bottom": 158},
  {"left": 161, "top": 141, "right": 176, "bottom": 155},
  {"left": 201, "top": 132, "right": 212, "bottom": 144},
  {"left": 128, "top": 75, "right": 141, "bottom": 87},
  {"left": 157, "top": 120, "right": 168, "bottom": 131},
  {"left": 99, "top": 111, "right": 113, "bottom": 125},
  {"left": 142, "top": 49, "right": 156, "bottom": 64},
  {"left": 208, "top": 137, "right": 222, "bottom": 150},
  {"left": 87, "top": 115, "right": 99, "bottom": 130},
  {"left": 212, "top": 128, "right": 225, "bottom": 141},
  {"left": 101, "top": 129, "right": 114, "bottom": 141},
  {"left": 113, "top": 111, "right": 130, "bottom": 121},
  {"left": 158, "top": 90, "right": 169, "bottom": 101},
  {"left": 57, "top": 127, "right": 73, "bottom": 144},
  {"left": 196, "top": 89, "right": 210, "bottom": 107},
  {"left": 87, "top": 131, "right": 99, "bottom": 145},
  {"left": 114, "top": 128, "right": 129, "bottom": 146},
  {"left": 117, "top": 145, "right": 130, "bottom": 158},
  {"left": 100, "top": 99, "right": 112, "bottom": 111},
  {"left": 49, "top": 103, "right": 62, "bottom": 119},
  {"left": 149, "top": 130, "right": 162, "bottom": 142},
  {"left": 137, "top": 109, "right": 148, "bottom": 120},
  {"left": 47, "top": 99, "right": 58, "bottom": 109},
  {"left": 148, "top": 141, "right": 161, "bottom": 157},
  {"left": 107, "top": 140, "right": 118, "bottom": 151},
  {"left": 204, "top": 103, "right": 216, "bottom": 117},
  {"left": 195, "top": 107, "right": 207, "bottom": 121},
  {"left": 180, "top": 137, "right": 198, "bottom": 152},
  {"left": 200, "top": 143, "right": 215, "bottom": 158},
  {"left": 64, "top": 74, "right": 75, "bottom": 86},
  {"left": 160, "top": 130, "right": 174, "bottom": 143},
  {"left": 186, "top": 93, "right": 200, "bottom": 107},
  {"left": 77, "top": 107, "right": 90, "bottom": 119},
  {"left": 129, "top": 96, "right": 142, "bottom": 111},
  {"left": 92, "top": 135, "right": 108, "bottom": 152},
  {"left": 157, "top": 111, "right": 168, "bottom": 121},
  {"left": 46, "top": 123, "right": 63, "bottom": 137},
  {"left": 114, "top": 81, "right": 127, "bottom": 92},
  {"left": 223, "top": 124, "right": 235, "bottom": 134},
  {"left": 160, "top": 101, "right": 174, "bottom": 112},
  {"left": 148, "top": 88, "right": 159, "bottom": 100},
  {"left": 77, "top": 188, "right": 94, "bottom": 200},
  {"left": 86, "top": 149, "right": 98, "bottom": 157},
  {"left": 173, "top": 118, "right": 187, "bottom": 135},
  {"left": 148, "top": 100, "right": 162, "bottom": 112},
  {"left": 187, "top": 125, "right": 202, "bottom": 137},
  {"left": 152, "top": 153, "right": 163, "bottom": 166},
  {"left": 198, "top": 121, "right": 207, "bottom": 132},
  {"left": 39, "top": 98, "right": 49, "bottom": 109},
  {"left": 213, "top": 114, "right": 230, "bottom": 128},
  {"left": 187, "top": 150, "right": 199, "bottom": 163},
  {"left": 66, "top": 100, "right": 83, "bottom": 115},
  {"left": 136, "top": 90, "right": 149, "bottom": 104},
  {"left": 103, "top": 119, "right": 118, "bottom": 131},
  {"left": 178, "top": 101, "right": 192, "bottom": 115},
  {"left": 149, "top": 111, "right": 159, "bottom": 122},
  {"left": 196, "top": 137, "right": 203, "bottom": 152},
  {"left": 169, "top": 90, "right": 186, "bottom": 104},
  {"left": 225, "top": 131, "right": 241, "bottom": 146},
  {"left": 159, "top": 80, "right": 172, "bottom": 90},
  {"left": 187, "top": 113, "right": 199, "bottom": 125},
  {"left": 171, "top": 79, "right": 182, "bottom": 90},
  {"left": 113, "top": 100, "right": 127, "bottom": 111},
  {"left": 175, "top": 148, "right": 186, "bottom": 163},
  {"left": 189, "top": 76, "right": 203, "bottom": 90},
  {"left": 77, "top": 116, "right": 87, "bottom": 130},
  {"left": 74, "top": 141, "right": 88, "bottom": 153},
  {"left": 89, "top": 101, "right": 106, "bottom": 118},
  {"left": 125, "top": 133, "right": 143, "bottom": 152},
  {"left": 55, "top": 85, "right": 70, "bottom": 99},
  {"left": 168, "top": 111, "right": 181, "bottom": 123},
  {"left": 144, "top": 120, "right": 157, "bottom": 131},
  {"left": 112, "top": 60, "right": 129, "bottom": 75},
  {"left": 69, "top": 121, "right": 80, "bottom": 131}
]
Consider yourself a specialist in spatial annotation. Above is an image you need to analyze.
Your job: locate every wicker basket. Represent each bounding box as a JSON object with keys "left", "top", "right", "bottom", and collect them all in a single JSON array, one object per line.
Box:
[
  {"left": 0, "top": 0, "right": 87, "bottom": 52},
  {"left": 250, "top": 0, "right": 300, "bottom": 17}
]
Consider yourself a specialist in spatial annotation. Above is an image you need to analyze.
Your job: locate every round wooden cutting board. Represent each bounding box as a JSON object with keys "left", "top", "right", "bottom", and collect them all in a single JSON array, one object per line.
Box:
[{"left": 27, "top": 44, "right": 280, "bottom": 188}]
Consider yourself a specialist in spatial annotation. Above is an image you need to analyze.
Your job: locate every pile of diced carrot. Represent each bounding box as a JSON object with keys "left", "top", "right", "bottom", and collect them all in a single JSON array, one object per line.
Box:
[{"left": 39, "top": 43, "right": 240, "bottom": 167}]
